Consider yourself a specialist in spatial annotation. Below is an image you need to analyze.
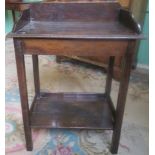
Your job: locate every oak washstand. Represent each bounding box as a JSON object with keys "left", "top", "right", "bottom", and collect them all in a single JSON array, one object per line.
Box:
[{"left": 8, "top": 1, "right": 143, "bottom": 154}]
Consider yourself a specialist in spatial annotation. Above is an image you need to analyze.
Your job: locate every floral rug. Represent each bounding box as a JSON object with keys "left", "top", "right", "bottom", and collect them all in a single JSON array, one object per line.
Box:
[{"left": 5, "top": 39, "right": 149, "bottom": 155}]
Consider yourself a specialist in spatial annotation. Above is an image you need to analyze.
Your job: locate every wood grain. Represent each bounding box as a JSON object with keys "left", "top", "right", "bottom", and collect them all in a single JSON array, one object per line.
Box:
[
  {"left": 14, "top": 39, "right": 33, "bottom": 151},
  {"left": 30, "top": 92, "right": 114, "bottom": 129},
  {"left": 23, "top": 39, "right": 128, "bottom": 56}
]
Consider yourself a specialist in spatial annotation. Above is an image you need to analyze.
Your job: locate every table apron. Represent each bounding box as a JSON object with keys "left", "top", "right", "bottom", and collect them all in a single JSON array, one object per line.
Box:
[{"left": 21, "top": 39, "right": 129, "bottom": 57}]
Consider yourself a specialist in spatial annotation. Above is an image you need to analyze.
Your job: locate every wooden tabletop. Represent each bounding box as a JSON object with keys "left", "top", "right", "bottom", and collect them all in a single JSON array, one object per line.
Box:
[
  {"left": 14, "top": 21, "right": 142, "bottom": 39},
  {"left": 8, "top": 2, "right": 143, "bottom": 39}
]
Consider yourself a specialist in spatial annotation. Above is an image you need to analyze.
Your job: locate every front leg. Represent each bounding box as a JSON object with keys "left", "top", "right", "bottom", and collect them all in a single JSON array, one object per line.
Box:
[
  {"left": 14, "top": 39, "right": 33, "bottom": 151},
  {"left": 110, "top": 41, "right": 135, "bottom": 154}
]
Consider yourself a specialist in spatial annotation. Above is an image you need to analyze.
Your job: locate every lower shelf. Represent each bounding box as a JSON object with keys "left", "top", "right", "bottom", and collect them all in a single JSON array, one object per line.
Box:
[{"left": 30, "top": 92, "right": 114, "bottom": 130}]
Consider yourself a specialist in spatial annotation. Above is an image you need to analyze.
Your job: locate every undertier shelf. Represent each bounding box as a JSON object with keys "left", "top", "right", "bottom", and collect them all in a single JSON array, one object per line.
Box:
[{"left": 30, "top": 93, "right": 114, "bottom": 129}]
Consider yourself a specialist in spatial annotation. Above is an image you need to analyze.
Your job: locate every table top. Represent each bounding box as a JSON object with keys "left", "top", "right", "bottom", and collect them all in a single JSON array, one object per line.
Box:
[
  {"left": 14, "top": 21, "right": 141, "bottom": 39},
  {"left": 8, "top": 2, "right": 143, "bottom": 39}
]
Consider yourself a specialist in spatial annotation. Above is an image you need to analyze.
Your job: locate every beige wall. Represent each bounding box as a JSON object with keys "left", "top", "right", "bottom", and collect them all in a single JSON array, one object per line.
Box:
[{"left": 130, "top": 0, "right": 148, "bottom": 23}]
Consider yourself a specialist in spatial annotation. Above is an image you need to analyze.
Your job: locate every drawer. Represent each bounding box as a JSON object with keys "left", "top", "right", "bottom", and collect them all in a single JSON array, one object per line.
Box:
[{"left": 22, "top": 39, "right": 129, "bottom": 57}]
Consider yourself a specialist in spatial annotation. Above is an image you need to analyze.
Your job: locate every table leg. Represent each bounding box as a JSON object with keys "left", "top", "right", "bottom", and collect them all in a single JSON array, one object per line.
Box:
[
  {"left": 105, "top": 56, "right": 115, "bottom": 96},
  {"left": 32, "top": 55, "right": 40, "bottom": 96},
  {"left": 14, "top": 39, "right": 33, "bottom": 151},
  {"left": 105, "top": 56, "right": 116, "bottom": 117},
  {"left": 110, "top": 42, "right": 134, "bottom": 154}
]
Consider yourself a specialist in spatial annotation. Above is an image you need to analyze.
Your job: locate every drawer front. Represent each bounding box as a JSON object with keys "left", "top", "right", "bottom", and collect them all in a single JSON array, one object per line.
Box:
[{"left": 22, "top": 39, "right": 129, "bottom": 57}]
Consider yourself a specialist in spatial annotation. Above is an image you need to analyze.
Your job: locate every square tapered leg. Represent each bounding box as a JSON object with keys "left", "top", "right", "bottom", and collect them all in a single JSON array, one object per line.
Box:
[
  {"left": 111, "top": 42, "right": 135, "bottom": 154},
  {"left": 14, "top": 39, "right": 33, "bottom": 151}
]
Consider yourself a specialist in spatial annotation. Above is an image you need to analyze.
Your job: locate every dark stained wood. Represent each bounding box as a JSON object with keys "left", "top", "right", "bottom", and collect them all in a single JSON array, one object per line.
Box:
[
  {"left": 7, "top": 3, "right": 144, "bottom": 39},
  {"left": 30, "top": 94, "right": 38, "bottom": 114},
  {"left": 9, "top": 21, "right": 143, "bottom": 39},
  {"left": 54, "top": 0, "right": 144, "bottom": 80},
  {"left": 105, "top": 56, "right": 116, "bottom": 119},
  {"left": 12, "top": 9, "right": 30, "bottom": 32},
  {"left": 30, "top": 92, "right": 114, "bottom": 129},
  {"left": 22, "top": 39, "right": 128, "bottom": 56},
  {"left": 105, "top": 56, "right": 115, "bottom": 95},
  {"left": 30, "top": 3, "right": 120, "bottom": 22},
  {"left": 5, "top": 0, "right": 118, "bottom": 12},
  {"left": 106, "top": 95, "right": 116, "bottom": 119},
  {"left": 119, "top": 8, "right": 142, "bottom": 34},
  {"left": 13, "top": 39, "right": 33, "bottom": 151},
  {"left": 8, "top": 2, "right": 143, "bottom": 153},
  {"left": 111, "top": 41, "right": 135, "bottom": 154},
  {"left": 32, "top": 55, "right": 40, "bottom": 96}
]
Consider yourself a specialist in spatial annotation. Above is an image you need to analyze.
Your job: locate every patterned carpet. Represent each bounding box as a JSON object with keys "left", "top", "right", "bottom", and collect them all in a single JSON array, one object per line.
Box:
[{"left": 5, "top": 39, "right": 149, "bottom": 155}]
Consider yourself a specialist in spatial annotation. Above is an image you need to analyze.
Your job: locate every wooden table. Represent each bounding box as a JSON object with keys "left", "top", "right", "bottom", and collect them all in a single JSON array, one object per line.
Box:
[
  {"left": 7, "top": 1, "right": 143, "bottom": 154},
  {"left": 5, "top": 0, "right": 136, "bottom": 81}
]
